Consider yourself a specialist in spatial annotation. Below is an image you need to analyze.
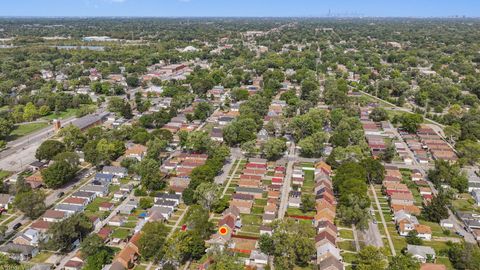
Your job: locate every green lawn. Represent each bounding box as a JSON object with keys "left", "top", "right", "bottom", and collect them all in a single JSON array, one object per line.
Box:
[
  {"left": 287, "top": 207, "right": 315, "bottom": 217},
  {"left": 30, "top": 251, "right": 53, "bottom": 263},
  {"left": 339, "top": 229, "right": 354, "bottom": 240},
  {"left": 85, "top": 197, "right": 112, "bottom": 213},
  {"left": 41, "top": 108, "right": 79, "bottom": 120},
  {"left": 7, "top": 122, "right": 49, "bottom": 141},
  {"left": 337, "top": 240, "right": 357, "bottom": 252},
  {"left": 112, "top": 228, "right": 132, "bottom": 239},
  {"left": 240, "top": 214, "right": 262, "bottom": 226},
  {"left": 0, "top": 170, "right": 11, "bottom": 181}
]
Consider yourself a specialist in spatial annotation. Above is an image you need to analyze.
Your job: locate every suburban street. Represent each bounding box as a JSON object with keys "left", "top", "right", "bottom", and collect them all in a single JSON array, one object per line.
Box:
[
  {"left": 388, "top": 125, "right": 477, "bottom": 243},
  {"left": 278, "top": 141, "right": 296, "bottom": 219}
]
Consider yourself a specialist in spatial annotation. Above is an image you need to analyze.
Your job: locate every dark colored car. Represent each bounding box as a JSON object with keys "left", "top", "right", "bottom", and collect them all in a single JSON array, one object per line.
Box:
[
  {"left": 12, "top": 222, "right": 21, "bottom": 230},
  {"left": 57, "top": 191, "right": 65, "bottom": 198}
]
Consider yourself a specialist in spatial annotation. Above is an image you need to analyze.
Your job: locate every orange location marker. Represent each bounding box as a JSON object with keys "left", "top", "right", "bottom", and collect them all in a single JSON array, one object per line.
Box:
[{"left": 219, "top": 226, "right": 229, "bottom": 235}]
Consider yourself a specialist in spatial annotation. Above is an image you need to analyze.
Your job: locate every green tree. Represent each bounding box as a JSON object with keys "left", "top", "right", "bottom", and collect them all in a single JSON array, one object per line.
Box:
[
  {"left": 193, "top": 182, "right": 220, "bottom": 210},
  {"left": 14, "top": 190, "right": 46, "bottom": 219},
  {"left": 261, "top": 138, "right": 286, "bottom": 161},
  {"left": 370, "top": 107, "right": 389, "bottom": 122},
  {"left": 41, "top": 160, "right": 77, "bottom": 188},
  {"left": 298, "top": 131, "right": 329, "bottom": 158},
  {"left": 126, "top": 76, "right": 140, "bottom": 87},
  {"left": 193, "top": 102, "right": 213, "bottom": 121},
  {"left": 45, "top": 213, "right": 93, "bottom": 252},
  {"left": 35, "top": 140, "right": 66, "bottom": 161},
  {"left": 400, "top": 113, "right": 423, "bottom": 133},
  {"left": 447, "top": 242, "right": 480, "bottom": 270},
  {"left": 361, "top": 158, "right": 385, "bottom": 184},
  {"left": 241, "top": 140, "right": 258, "bottom": 157},
  {"left": 388, "top": 254, "right": 421, "bottom": 270},
  {"left": 423, "top": 192, "right": 450, "bottom": 223},
  {"left": 356, "top": 246, "right": 387, "bottom": 270},
  {"left": 139, "top": 197, "right": 154, "bottom": 209},
  {"left": 456, "top": 139, "right": 480, "bottom": 165},
  {"left": 267, "top": 219, "right": 315, "bottom": 269},
  {"left": 300, "top": 194, "right": 315, "bottom": 213},
  {"left": 230, "top": 88, "right": 249, "bottom": 102},
  {"left": 23, "top": 102, "right": 38, "bottom": 121},
  {"left": 406, "top": 230, "right": 423, "bottom": 245},
  {"left": 0, "top": 118, "right": 14, "bottom": 139},
  {"left": 59, "top": 125, "right": 87, "bottom": 151},
  {"left": 135, "top": 158, "right": 163, "bottom": 190},
  {"left": 223, "top": 118, "right": 258, "bottom": 146},
  {"left": 138, "top": 221, "right": 169, "bottom": 261},
  {"left": 428, "top": 160, "right": 468, "bottom": 192},
  {"left": 81, "top": 234, "right": 107, "bottom": 258}
]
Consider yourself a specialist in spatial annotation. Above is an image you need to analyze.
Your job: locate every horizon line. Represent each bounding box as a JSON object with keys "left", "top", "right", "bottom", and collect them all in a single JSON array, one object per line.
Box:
[{"left": 0, "top": 15, "right": 478, "bottom": 19}]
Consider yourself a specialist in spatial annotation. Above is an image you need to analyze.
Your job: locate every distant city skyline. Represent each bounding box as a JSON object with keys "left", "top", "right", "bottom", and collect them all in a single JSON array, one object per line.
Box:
[{"left": 1, "top": 0, "right": 480, "bottom": 18}]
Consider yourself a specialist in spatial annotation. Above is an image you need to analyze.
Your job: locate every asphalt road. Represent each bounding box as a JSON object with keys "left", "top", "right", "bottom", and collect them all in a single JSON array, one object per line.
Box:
[
  {"left": 0, "top": 117, "right": 77, "bottom": 172},
  {"left": 388, "top": 125, "right": 476, "bottom": 243},
  {"left": 278, "top": 141, "right": 296, "bottom": 219}
]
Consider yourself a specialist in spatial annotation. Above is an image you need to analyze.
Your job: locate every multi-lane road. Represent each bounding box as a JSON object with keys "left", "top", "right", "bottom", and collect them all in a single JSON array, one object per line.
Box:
[{"left": 0, "top": 117, "right": 77, "bottom": 172}]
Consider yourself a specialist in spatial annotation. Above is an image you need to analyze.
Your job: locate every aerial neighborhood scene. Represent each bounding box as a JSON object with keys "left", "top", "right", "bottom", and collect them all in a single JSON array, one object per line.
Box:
[{"left": 0, "top": 0, "right": 480, "bottom": 269}]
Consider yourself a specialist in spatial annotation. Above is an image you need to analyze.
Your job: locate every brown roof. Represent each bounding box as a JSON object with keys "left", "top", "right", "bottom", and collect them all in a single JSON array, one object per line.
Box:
[
  {"left": 391, "top": 204, "right": 421, "bottom": 215},
  {"left": 30, "top": 220, "right": 51, "bottom": 231},
  {"left": 99, "top": 202, "right": 115, "bottom": 209},
  {"left": 42, "top": 210, "right": 66, "bottom": 219},
  {"left": 315, "top": 231, "right": 336, "bottom": 245},
  {"left": 318, "top": 254, "right": 343, "bottom": 270},
  {"left": 63, "top": 197, "right": 87, "bottom": 205},
  {"left": 415, "top": 224, "right": 432, "bottom": 234},
  {"left": 229, "top": 200, "right": 253, "bottom": 211},
  {"left": 115, "top": 245, "right": 138, "bottom": 268},
  {"left": 390, "top": 192, "right": 414, "bottom": 201},
  {"left": 125, "top": 144, "right": 147, "bottom": 156}
]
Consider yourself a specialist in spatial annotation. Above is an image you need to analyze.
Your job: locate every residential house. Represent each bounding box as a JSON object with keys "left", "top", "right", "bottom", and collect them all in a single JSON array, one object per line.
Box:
[
  {"left": 80, "top": 185, "right": 109, "bottom": 197},
  {"left": 0, "top": 243, "right": 38, "bottom": 261},
  {"left": 54, "top": 204, "right": 84, "bottom": 215},
  {"left": 0, "top": 194, "right": 13, "bottom": 210},
  {"left": 28, "top": 161, "right": 47, "bottom": 171},
  {"left": 262, "top": 213, "right": 275, "bottom": 224},
  {"left": 26, "top": 172, "right": 44, "bottom": 189},
  {"left": 317, "top": 254, "right": 344, "bottom": 270},
  {"left": 13, "top": 228, "right": 41, "bottom": 246},
  {"left": 102, "top": 166, "right": 128, "bottom": 178},
  {"left": 125, "top": 144, "right": 148, "bottom": 161},
  {"left": 62, "top": 197, "right": 88, "bottom": 207},
  {"left": 154, "top": 193, "right": 181, "bottom": 205},
  {"left": 288, "top": 191, "right": 301, "bottom": 208},
  {"left": 247, "top": 250, "right": 268, "bottom": 268},
  {"left": 229, "top": 200, "right": 253, "bottom": 214},
  {"left": 108, "top": 215, "right": 126, "bottom": 227},
  {"left": 407, "top": 244, "right": 436, "bottom": 263},
  {"left": 94, "top": 173, "right": 114, "bottom": 184},
  {"left": 236, "top": 187, "right": 264, "bottom": 199},
  {"left": 390, "top": 192, "right": 415, "bottom": 206},
  {"left": 150, "top": 206, "right": 173, "bottom": 220},
  {"left": 99, "top": 202, "right": 115, "bottom": 212},
  {"left": 42, "top": 210, "right": 67, "bottom": 223},
  {"left": 259, "top": 225, "right": 272, "bottom": 236},
  {"left": 71, "top": 191, "right": 96, "bottom": 202},
  {"left": 316, "top": 241, "right": 342, "bottom": 263}
]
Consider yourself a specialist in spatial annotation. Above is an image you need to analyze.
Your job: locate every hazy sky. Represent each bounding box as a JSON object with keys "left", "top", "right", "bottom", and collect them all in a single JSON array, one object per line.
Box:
[{"left": 1, "top": 0, "right": 479, "bottom": 17}]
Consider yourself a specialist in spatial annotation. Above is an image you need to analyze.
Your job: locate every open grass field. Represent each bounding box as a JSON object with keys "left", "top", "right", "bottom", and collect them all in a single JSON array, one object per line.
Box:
[{"left": 7, "top": 122, "right": 49, "bottom": 141}]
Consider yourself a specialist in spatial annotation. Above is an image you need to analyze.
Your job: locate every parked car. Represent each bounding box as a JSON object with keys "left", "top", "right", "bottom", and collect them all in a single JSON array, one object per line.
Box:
[{"left": 12, "top": 222, "right": 22, "bottom": 230}]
